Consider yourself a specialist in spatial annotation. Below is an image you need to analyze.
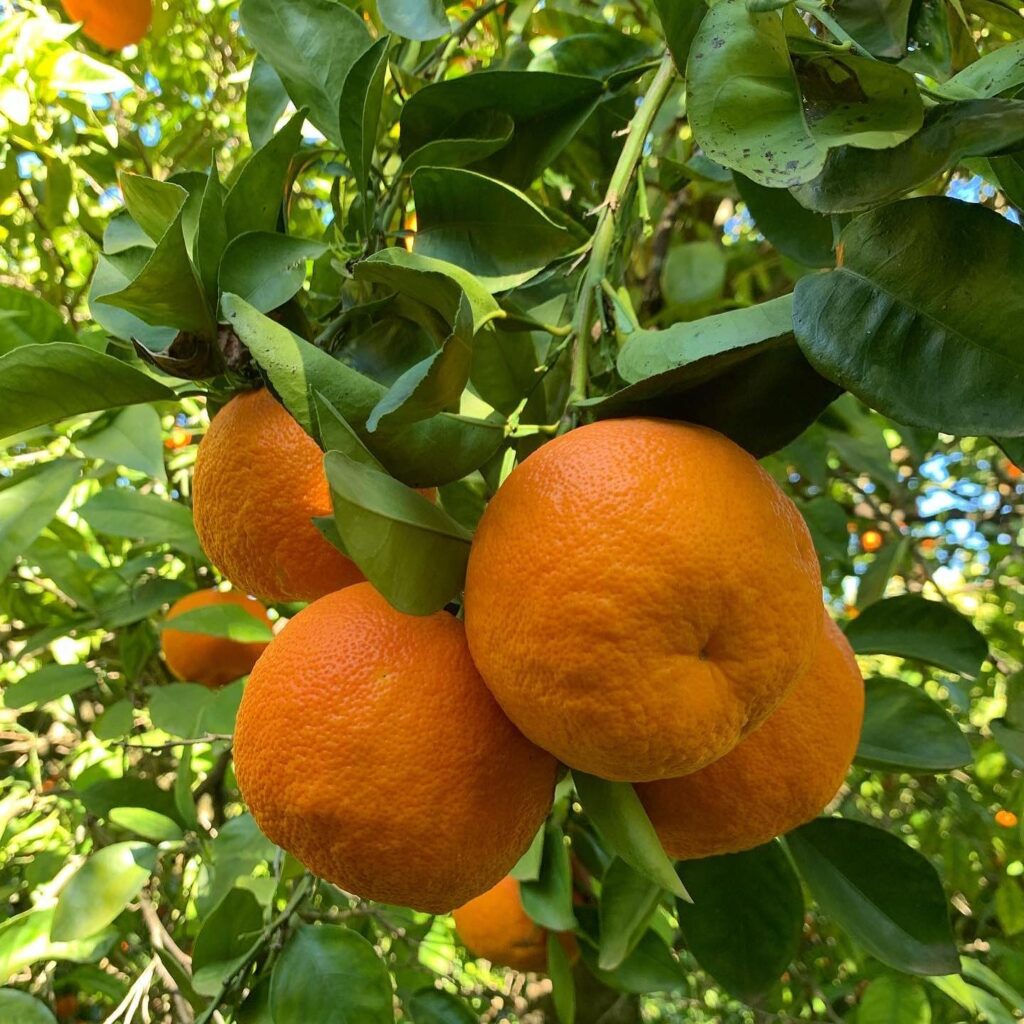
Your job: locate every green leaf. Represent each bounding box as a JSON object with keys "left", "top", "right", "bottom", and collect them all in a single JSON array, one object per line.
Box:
[
  {"left": 270, "top": 925, "right": 393, "bottom": 1024},
  {"left": 175, "top": 745, "right": 199, "bottom": 830},
  {"left": 411, "top": 168, "right": 578, "bottom": 291},
  {"left": 676, "top": 842, "right": 804, "bottom": 1000},
  {"left": 44, "top": 47, "right": 133, "bottom": 95},
  {"left": 93, "top": 699, "right": 134, "bottom": 741},
  {"left": 378, "top": 0, "right": 448, "bottom": 40},
  {"left": 844, "top": 594, "right": 988, "bottom": 677},
  {"left": 97, "top": 208, "right": 215, "bottom": 338},
  {"left": 510, "top": 826, "right": 546, "bottom": 884},
  {"left": 239, "top": 0, "right": 371, "bottom": 146},
  {"left": 119, "top": 174, "right": 188, "bottom": 244},
  {"left": 857, "top": 677, "right": 972, "bottom": 772},
  {"left": 572, "top": 774, "right": 688, "bottom": 900},
  {"left": 734, "top": 174, "right": 835, "bottom": 268},
  {"left": 594, "top": 296, "right": 839, "bottom": 458},
  {"left": 224, "top": 111, "right": 305, "bottom": 238},
  {"left": 194, "top": 169, "right": 228, "bottom": 303},
  {"left": 51, "top": 842, "right": 158, "bottom": 942},
  {"left": 401, "top": 110, "right": 515, "bottom": 177},
  {"left": 0, "top": 284, "right": 75, "bottom": 355},
  {"left": 654, "top": 0, "right": 706, "bottom": 70},
  {"left": 75, "top": 405, "right": 166, "bottom": 481},
  {"left": 149, "top": 683, "right": 220, "bottom": 738},
  {"left": 407, "top": 989, "right": 478, "bottom": 1024},
  {"left": 79, "top": 489, "right": 202, "bottom": 559},
  {"left": 97, "top": 577, "right": 190, "bottom": 631},
  {"left": 579, "top": 913, "right": 686, "bottom": 994},
  {"left": 323, "top": 450, "right": 471, "bottom": 616},
  {"left": 598, "top": 858, "right": 663, "bottom": 972},
  {"left": 88, "top": 253, "right": 178, "bottom": 351},
  {"left": 0, "top": 909, "right": 113, "bottom": 985},
  {"left": 400, "top": 71, "right": 604, "bottom": 189},
  {"left": 0, "top": 459, "right": 80, "bottom": 579},
  {"left": 856, "top": 536, "right": 909, "bottom": 609},
  {"left": 687, "top": 0, "right": 824, "bottom": 188},
  {"left": 4, "top": 664, "right": 96, "bottom": 710},
  {"left": 786, "top": 818, "right": 958, "bottom": 976},
  {"left": 218, "top": 232, "right": 326, "bottom": 313},
  {"left": 857, "top": 976, "right": 933, "bottom": 1024},
  {"left": 0, "top": 344, "right": 172, "bottom": 443},
  {"left": 222, "top": 295, "right": 503, "bottom": 487},
  {"left": 339, "top": 37, "right": 390, "bottom": 198},
  {"left": 661, "top": 241, "right": 726, "bottom": 310},
  {"left": 830, "top": 0, "right": 913, "bottom": 58},
  {"left": 161, "top": 604, "right": 274, "bottom": 643},
  {"left": 795, "top": 197, "right": 1024, "bottom": 437},
  {"left": 192, "top": 888, "right": 265, "bottom": 996},
  {"left": 994, "top": 880, "right": 1024, "bottom": 937},
  {"left": 0, "top": 990, "right": 57, "bottom": 1024},
  {"left": 246, "top": 56, "right": 290, "bottom": 149},
  {"left": 520, "top": 824, "right": 576, "bottom": 932},
  {"left": 547, "top": 933, "right": 576, "bottom": 1024},
  {"left": 108, "top": 807, "right": 184, "bottom": 844},
  {"left": 792, "top": 100, "right": 1024, "bottom": 213},
  {"left": 941, "top": 39, "right": 1024, "bottom": 99}
]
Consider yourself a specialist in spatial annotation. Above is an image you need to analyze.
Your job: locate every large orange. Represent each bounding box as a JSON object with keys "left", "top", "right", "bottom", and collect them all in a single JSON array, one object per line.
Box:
[
  {"left": 453, "top": 876, "right": 549, "bottom": 972},
  {"left": 61, "top": 0, "right": 152, "bottom": 49},
  {"left": 161, "top": 588, "right": 273, "bottom": 689},
  {"left": 637, "top": 614, "right": 865, "bottom": 859},
  {"left": 233, "top": 583, "right": 558, "bottom": 913},
  {"left": 193, "top": 389, "right": 364, "bottom": 604},
  {"left": 464, "top": 419, "right": 823, "bottom": 782}
]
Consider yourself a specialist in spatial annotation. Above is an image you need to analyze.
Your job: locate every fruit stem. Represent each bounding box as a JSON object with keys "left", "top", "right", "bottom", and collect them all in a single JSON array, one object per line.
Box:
[{"left": 569, "top": 52, "right": 677, "bottom": 409}]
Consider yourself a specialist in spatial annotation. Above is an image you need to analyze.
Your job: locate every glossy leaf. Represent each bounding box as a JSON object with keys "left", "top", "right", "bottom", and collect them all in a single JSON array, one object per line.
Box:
[
  {"left": 75, "top": 405, "right": 166, "bottom": 481},
  {"left": 795, "top": 198, "right": 1024, "bottom": 437},
  {"left": 857, "top": 677, "right": 972, "bottom": 772},
  {"left": 51, "top": 842, "right": 158, "bottom": 941},
  {"left": 676, "top": 842, "right": 804, "bottom": 1000},
  {"left": 218, "top": 232, "right": 326, "bottom": 313},
  {"left": 579, "top": 913, "right": 686, "bottom": 995},
  {"left": 378, "top": 0, "right": 448, "bottom": 40},
  {"left": 787, "top": 818, "right": 958, "bottom": 976},
  {"left": 79, "top": 489, "right": 202, "bottom": 559},
  {"left": 844, "top": 595, "right": 988, "bottom": 677},
  {"left": 520, "top": 825, "right": 576, "bottom": 932},
  {"left": 339, "top": 38, "right": 390, "bottom": 197},
  {"left": 573, "top": 774, "right": 688, "bottom": 900},
  {"left": 598, "top": 858, "right": 663, "bottom": 972},
  {"left": 401, "top": 110, "right": 515, "bottom": 177},
  {"left": 238, "top": 0, "right": 371, "bottom": 145},
  {"left": 246, "top": 55, "right": 290, "bottom": 149},
  {"left": 324, "top": 451, "right": 472, "bottom": 616},
  {"left": 0, "top": 344, "right": 172, "bottom": 442},
  {"left": 0, "top": 459, "right": 81, "bottom": 579},
  {"left": 194, "top": 169, "right": 228, "bottom": 303},
  {"left": 411, "top": 168, "right": 578, "bottom": 291},
  {"left": 192, "top": 888, "right": 265, "bottom": 996},
  {"left": 270, "top": 925, "right": 393, "bottom": 1024},
  {"left": 4, "top": 664, "right": 96, "bottom": 710},
  {"left": 654, "top": 0, "right": 706, "bottom": 70}
]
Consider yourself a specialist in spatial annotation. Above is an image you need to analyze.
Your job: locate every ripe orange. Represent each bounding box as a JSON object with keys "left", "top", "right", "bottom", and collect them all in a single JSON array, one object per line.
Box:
[
  {"left": 636, "top": 614, "right": 864, "bottom": 859},
  {"left": 234, "top": 583, "right": 558, "bottom": 913},
  {"left": 61, "top": 0, "right": 152, "bottom": 49},
  {"left": 464, "top": 419, "right": 823, "bottom": 782},
  {"left": 860, "top": 529, "right": 883, "bottom": 553},
  {"left": 193, "top": 389, "right": 365, "bottom": 604},
  {"left": 161, "top": 588, "right": 273, "bottom": 689},
  {"left": 995, "top": 810, "right": 1019, "bottom": 829},
  {"left": 454, "top": 876, "right": 549, "bottom": 972}
]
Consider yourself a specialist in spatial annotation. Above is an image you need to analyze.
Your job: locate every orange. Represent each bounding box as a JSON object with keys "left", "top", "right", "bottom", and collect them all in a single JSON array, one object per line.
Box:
[
  {"left": 234, "top": 583, "right": 558, "bottom": 913},
  {"left": 454, "top": 876, "right": 549, "bottom": 972},
  {"left": 464, "top": 419, "right": 823, "bottom": 782},
  {"left": 995, "top": 810, "right": 1019, "bottom": 829},
  {"left": 61, "top": 0, "right": 151, "bottom": 49},
  {"left": 193, "top": 389, "right": 365, "bottom": 603},
  {"left": 636, "top": 614, "right": 864, "bottom": 860},
  {"left": 161, "top": 588, "right": 273, "bottom": 689},
  {"left": 860, "top": 529, "right": 883, "bottom": 553}
]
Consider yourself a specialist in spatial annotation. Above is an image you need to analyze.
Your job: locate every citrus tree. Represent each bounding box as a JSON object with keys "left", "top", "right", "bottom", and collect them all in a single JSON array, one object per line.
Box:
[{"left": 1, "top": 1, "right": 1024, "bottom": 1023}]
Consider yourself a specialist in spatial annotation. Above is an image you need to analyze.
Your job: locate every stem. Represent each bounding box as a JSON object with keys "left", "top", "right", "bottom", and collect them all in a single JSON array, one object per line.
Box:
[{"left": 569, "top": 52, "right": 677, "bottom": 407}]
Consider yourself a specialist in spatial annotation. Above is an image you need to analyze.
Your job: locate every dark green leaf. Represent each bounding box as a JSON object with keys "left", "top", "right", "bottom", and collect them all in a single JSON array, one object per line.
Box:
[
  {"left": 239, "top": 0, "right": 371, "bottom": 146},
  {"left": 676, "top": 842, "right": 804, "bottom": 1000},
  {"left": 339, "top": 38, "right": 390, "bottom": 197},
  {"left": 401, "top": 110, "right": 515, "bottom": 177},
  {"left": 194, "top": 169, "right": 228, "bottom": 303},
  {"left": 218, "top": 233, "right": 326, "bottom": 313},
  {"left": 845, "top": 595, "right": 987, "bottom": 677},
  {"left": 654, "top": 0, "right": 706, "bottom": 70},
  {"left": 51, "top": 843, "right": 158, "bottom": 941},
  {"left": 89, "top": 252, "right": 178, "bottom": 351},
  {"left": 119, "top": 174, "right": 188, "bottom": 243},
  {"left": 378, "top": 0, "right": 448, "bottom": 40},
  {"left": 830, "top": 0, "right": 914, "bottom": 58},
  {"left": 547, "top": 933, "right": 576, "bottom": 1024},
  {"left": 0, "top": 460, "right": 81, "bottom": 579},
  {"left": 161, "top": 604, "right": 274, "bottom": 643},
  {"left": 0, "top": 990, "right": 56, "bottom": 1024},
  {"left": 579, "top": 915, "right": 686, "bottom": 995},
  {"left": 75, "top": 405, "right": 166, "bottom": 481},
  {"left": 857, "top": 676, "right": 972, "bottom": 772},
  {"left": 270, "top": 925, "right": 393, "bottom": 1024},
  {"left": 79, "top": 489, "right": 202, "bottom": 558},
  {"left": 520, "top": 824, "right": 575, "bottom": 932},
  {"left": 192, "top": 888, "right": 264, "bottom": 996},
  {"left": 411, "top": 168, "right": 578, "bottom": 291},
  {"left": 572, "top": 774, "right": 688, "bottom": 900},
  {"left": 407, "top": 989, "right": 478, "bottom": 1024},
  {"left": 598, "top": 859, "right": 663, "bottom": 972},
  {"left": 0, "top": 344, "right": 172, "bottom": 443},
  {"left": 734, "top": 174, "right": 835, "bottom": 267},
  {"left": 786, "top": 817, "right": 958, "bottom": 976},
  {"left": 795, "top": 197, "right": 1024, "bottom": 437},
  {"left": 247, "top": 56, "right": 290, "bottom": 149},
  {"left": 324, "top": 451, "right": 471, "bottom": 616},
  {"left": 4, "top": 664, "right": 96, "bottom": 710}
]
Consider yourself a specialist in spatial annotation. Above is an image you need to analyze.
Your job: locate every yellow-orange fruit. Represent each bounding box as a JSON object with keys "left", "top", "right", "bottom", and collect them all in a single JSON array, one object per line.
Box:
[
  {"left": 161, "top": 588, "right": 273, "bottom": 689},
  {"left": 193, "top": 389, "right": 364, "bottom": 604},
  {"left": 454, "top": 877, "right": 549, "bottom": 972},
  {"left": 61, "top": 0, "right": 151, "bottom": 49},
  {"left": 234, "top": 583, "right": 558, "bottom": 913},
  {"left": 464, "top": 419, "right": 822, "bottom": 782},
  {"left": 637, "top": 614, "right": 865, "bottom": 859}
]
